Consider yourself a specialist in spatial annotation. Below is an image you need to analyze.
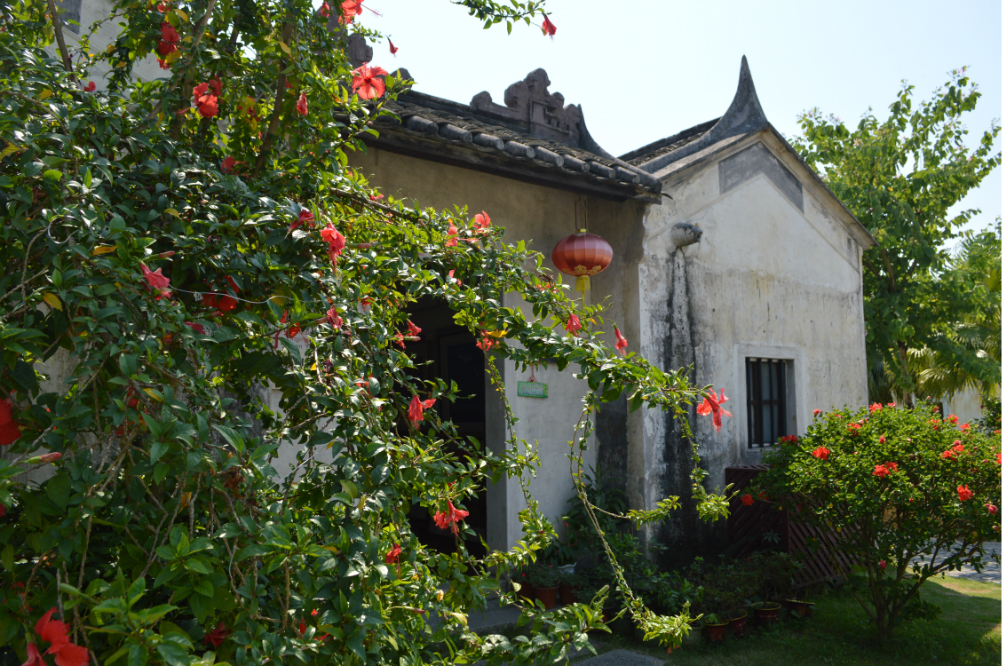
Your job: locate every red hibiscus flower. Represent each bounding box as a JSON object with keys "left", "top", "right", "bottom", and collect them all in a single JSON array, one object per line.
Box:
[
  {"left": 476, "top": 333, "right": 495, "bottom": 352},
  {"left": 140, "top": 263, "right": 170, "bottom": 294},
  {"left": 83, "top": 81, "right": 96, "bottom": 92},
  {"left": 997, "top": 452, "right": 1001, "bottom": 465},
  {"left": 52, "top": 643, "right": 88, "bottom": 666},
  {"left": 541, "top": 13, "right": 556, "bottom": 37},
  {"left": 389, "top": 38, "right": 398, "bottom": 55},
  {"left": 941, "top": 450, "right": 957, "bottom": 461},
  {"left": 205, "top": 623, "right": 229, "bottom": 648},
  {"left": 946, "top": 414, "right": 959, "bottom": 425},
  {"left": 157, "top": 22, "right": 179, "bottom": 56},
  {"left": 885, "top": 462, "right": 898, "bottom": 472},
  {"left": 221, "top": 156, "right": 236, "bottom": 173},
  {"left": 878, "top": 560, "right": 887, "bottom": 570},
  {"left": 887, "top": 402, "right": 896, "bottom": 408},
  {"left": 203, "top": 276, "right": 239, "bottom": 313},
  {"left": 564, "top": 314, "right": 582, "bottom": 336},
  {"left": 613, "top": 326, "right": 628, "bottom": 355},
  {"left": 811, "top": 447, "right": 829, "bottom": 461},
  {"left": 319, "top": 1, "right": 330, "bottom": 17},
  {"left": 847, "top": 422, "right": 863, "bottom": 433},
  {"left": 406, "top": 320, "right": 422, "bottom": 339},
  {"left": 951, "top": 441, "right": 964, "bottom": 453},
  {"left": 192, "top": 82, "right": 219, "bottom": 119},
  {"left": 351, "top": 64, "right": 388, "bottom": 100},
  {"left": 35, "top": 609, "right": 70, "bottom": 654},
  {"left": 445, "top": 221, "right": 458, "bottom": 247},
  {"left": 696, "top": 389, "right": 732, "bottom": 432},
  {"left": 957, "top": 485, "right": 974, "bottom": 501},
  {"left": 23, "top": 643, "right": 44, "bottom": 666},
  {"left": 879, "top": 435, "right": 886, "bottom": 444},
  {"left": 869, "top": 403, "right": 882, "bottom": 413},
  {"left": 873, "top": 464, "right": 890, "bottom": 478},
  {"left": 408, "top": 395, "right": 435, "bottom": 424},
  {"left": 473, "top": 211, "right": 491, "bottom": 234},
  {"left": 38, "top": 452, "right": 62, "bottom": 463},
  {"left": 291, "top": 208, "right": 315, "bottom": 231},
  {"left": 433, "top": 500, "right": 469, "bottom": 535},
  {"left": 341, "top": 0, "right": 364, "bottom": 22},
  {"left": 296, "top": 92, "right": 308, "bottom": 116},
  {"left": 320, "top": 223, "right": 346, "bottom": 266},
  {"left": 326, "top": 307, "right": 342, "bottom": 329},
  {"left": 447, "top": 269, "right": 462, "bottom": 286},
  {"left": 185, "top": 322, "right": 206, "bottom": 335},
  {"left": 208, "top": 77, "right": 222, "bottom": 96},
  {"left": 0, "top": 398, "right": 22, "bottom": 446},
  {"left": 987, "top": 504, "right": 998, "bottom": 515},
  {"left": 741, "top": 494, "right": 754, "bottom": 506},
  {"left": 813, "top": 408, "right": 822, "bottom": 417},
  {"left": 385, "top": 543, "right": 402, "bottom": 564}
]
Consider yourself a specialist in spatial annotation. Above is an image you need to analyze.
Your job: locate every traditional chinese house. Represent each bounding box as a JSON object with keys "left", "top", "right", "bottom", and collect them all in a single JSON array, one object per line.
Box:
[
  {"left": 42, "top": 3, "right": 877, "bottom": 560},
  {"left": 349, "top": 57, "right": 876, "bottom": 559}
]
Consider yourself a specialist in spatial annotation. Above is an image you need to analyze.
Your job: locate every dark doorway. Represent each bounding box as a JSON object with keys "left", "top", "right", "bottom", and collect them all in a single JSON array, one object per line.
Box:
[{"left": 406, "top": 297, "right": 488, "bottom": 555}]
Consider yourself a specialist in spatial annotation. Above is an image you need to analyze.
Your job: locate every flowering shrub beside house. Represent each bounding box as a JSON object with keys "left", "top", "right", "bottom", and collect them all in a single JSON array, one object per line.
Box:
[
  {"left": 754, "top": 403, "right": 1001, "bottom": 642},
  {"left": 0, "top": 1, "right": 730, "bottom": 664}
]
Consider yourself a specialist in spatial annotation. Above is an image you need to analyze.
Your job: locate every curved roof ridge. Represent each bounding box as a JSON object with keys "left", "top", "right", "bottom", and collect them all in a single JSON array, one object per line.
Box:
[{"left": 636, "top": 56, "right": 769, "bottom": 173}]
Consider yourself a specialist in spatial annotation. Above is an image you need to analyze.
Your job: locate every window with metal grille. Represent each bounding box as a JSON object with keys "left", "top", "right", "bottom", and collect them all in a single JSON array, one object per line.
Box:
[{"left": 746, "top": 358, "right": 789, "bottom": 447}]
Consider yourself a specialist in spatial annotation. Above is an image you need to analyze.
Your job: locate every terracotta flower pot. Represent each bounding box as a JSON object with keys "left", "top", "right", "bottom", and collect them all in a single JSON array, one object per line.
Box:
[
  {"left": 728, "top": 612, "right": 748, "bottom": 638},
  {"left": 535, "top": 586, "right": 558, "bottom": 609},
  {"left": 559, "top": 585, "right": 578, "bottom": 605},
  {"left": 753, "top": 602, "right": 782, "bottom": 626},
  {"left": 784, "top": 599, "right": 815, "bottom": 619},
  {"left": 704, "top": 622, "right": 728, "bottom": 644}
]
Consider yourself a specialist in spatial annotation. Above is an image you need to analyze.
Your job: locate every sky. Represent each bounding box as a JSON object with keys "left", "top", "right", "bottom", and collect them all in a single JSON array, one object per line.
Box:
[{"left": 339, "top": 0, "right": 1001, "bottom": 244}]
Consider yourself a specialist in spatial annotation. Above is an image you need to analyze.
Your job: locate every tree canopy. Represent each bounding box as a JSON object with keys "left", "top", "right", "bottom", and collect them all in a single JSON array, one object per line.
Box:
[{"left": 793, "top": 71, "right": 1000, "bottom": 405}]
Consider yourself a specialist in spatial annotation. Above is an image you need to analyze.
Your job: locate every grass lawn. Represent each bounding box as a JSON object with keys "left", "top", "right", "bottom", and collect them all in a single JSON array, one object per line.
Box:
[{"left": 591, "top": 576, "right": 1000, "bottom": 666}]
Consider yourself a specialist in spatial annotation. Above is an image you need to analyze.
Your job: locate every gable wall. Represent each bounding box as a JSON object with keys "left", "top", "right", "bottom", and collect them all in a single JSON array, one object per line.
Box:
[
  {"left": 350, "top": 146, "right": 648, "bottom": 551},
  {"left": 637, "top": 135, "right": 868, "bottom": 562}
]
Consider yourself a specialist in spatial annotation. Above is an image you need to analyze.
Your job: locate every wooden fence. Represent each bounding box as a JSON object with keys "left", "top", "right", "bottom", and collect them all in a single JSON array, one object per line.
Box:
[{"left": 725, "top": 465, "right": 856, "bottom": 588}]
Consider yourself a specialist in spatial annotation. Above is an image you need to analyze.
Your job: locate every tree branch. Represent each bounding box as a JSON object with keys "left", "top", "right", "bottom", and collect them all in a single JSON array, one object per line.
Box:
[
  {"left": 45, "top": 0, "right": 75, "bottom": 78},
  {"left": 253, "top": 21, "right": 294, "bottom": 178}
]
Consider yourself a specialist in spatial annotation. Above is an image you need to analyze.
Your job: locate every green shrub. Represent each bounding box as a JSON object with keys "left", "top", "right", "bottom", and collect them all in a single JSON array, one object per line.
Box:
[{"left": 755, "top": 403, "right": 1001, "bottom": 642}]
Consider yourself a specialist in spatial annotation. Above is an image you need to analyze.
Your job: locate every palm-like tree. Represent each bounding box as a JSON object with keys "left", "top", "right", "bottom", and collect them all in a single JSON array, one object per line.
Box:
[{"left": 908, "top": 224, "right": 1001, "bottom": 401}]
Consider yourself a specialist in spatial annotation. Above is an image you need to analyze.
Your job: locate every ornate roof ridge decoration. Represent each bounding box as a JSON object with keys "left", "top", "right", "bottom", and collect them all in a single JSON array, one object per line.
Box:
[
  {"left": 470, "top": 69, "right": 591, "bottom": 150},
  {"left": 632, "top": 56, "right": 770, "bottom": 173},
  {"left": 366, "top": 68, "right": 663, "bottom": 201}
]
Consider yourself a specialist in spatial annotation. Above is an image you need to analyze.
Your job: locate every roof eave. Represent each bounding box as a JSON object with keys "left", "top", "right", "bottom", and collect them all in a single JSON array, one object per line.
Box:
[{"left": 361, "top": 127, "right": 663, "bottom": 204}]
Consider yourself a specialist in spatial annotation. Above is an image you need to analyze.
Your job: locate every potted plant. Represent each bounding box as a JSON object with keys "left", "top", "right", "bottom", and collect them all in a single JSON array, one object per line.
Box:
[
  {"left": 558, "top": 572, "right": 584, "bottom": 605},
  {"left": 528, "top": 564, "right": 560, "bottom": 609},
  {"left": 746, "top": 552, "right": 797, "bottom": 626},
  {"left": 701, "top": 613, "right": 728, "bottom": 644}
]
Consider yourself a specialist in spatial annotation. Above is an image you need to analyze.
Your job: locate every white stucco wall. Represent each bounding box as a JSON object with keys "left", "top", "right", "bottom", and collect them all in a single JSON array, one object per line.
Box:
[
  {"left": 942, "top": 387, "right": 986, "bottom": 427},
  {"left": 640, "top": 132, "right": 870, "bottom": 502},
  {"left": 47, "top": 0, "right": 165, "bottom": 89}
]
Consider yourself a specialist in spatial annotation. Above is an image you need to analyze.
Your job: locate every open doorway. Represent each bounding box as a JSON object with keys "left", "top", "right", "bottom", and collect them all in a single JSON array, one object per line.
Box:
[{"left": 406, "top": 297, "right": 488, "bottom": 556}]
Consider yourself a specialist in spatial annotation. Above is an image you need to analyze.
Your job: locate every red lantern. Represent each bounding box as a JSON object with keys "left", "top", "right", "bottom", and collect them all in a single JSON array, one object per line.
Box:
[{"left": 551, "top": 230, "right": 613, "bottom": 293}]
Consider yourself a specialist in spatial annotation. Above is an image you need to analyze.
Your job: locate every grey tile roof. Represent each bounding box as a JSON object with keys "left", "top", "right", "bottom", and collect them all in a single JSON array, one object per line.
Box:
[
  {"left": 619, "top": 118, "right": 718, "bottom": 166},
  {"left": 365, "top": 70, "right": 662, "bottom": 202}
]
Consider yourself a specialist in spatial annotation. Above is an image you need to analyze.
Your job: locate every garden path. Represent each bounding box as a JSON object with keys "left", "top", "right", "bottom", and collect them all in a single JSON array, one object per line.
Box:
[{"left": 912, "top": 541, "right": 1000, "bottom": 583}]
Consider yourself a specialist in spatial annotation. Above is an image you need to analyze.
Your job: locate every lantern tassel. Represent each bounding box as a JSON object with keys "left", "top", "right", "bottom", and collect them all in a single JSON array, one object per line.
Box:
[{"left": 575, "top": 275, "right": 590, "bottom": 293}]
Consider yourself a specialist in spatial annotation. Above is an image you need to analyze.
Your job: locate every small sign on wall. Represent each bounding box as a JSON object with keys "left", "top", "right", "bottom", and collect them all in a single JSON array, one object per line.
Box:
[{"left": 517, "top": 381, "right": 548, "bottom": 399}]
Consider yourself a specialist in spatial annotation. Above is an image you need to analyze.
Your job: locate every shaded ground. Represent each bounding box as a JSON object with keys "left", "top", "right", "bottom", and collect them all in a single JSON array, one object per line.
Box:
[{"left": 577, "top": 576, "right": 1000, "bottom": 666}]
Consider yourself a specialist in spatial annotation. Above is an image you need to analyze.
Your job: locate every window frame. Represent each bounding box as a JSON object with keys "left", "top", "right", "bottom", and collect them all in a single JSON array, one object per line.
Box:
[{"left": 745, "top": 357, "right": 790, "bottom": 448}]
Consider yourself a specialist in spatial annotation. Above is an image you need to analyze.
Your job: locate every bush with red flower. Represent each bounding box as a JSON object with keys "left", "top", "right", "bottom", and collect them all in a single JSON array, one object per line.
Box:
[
  {"left": 0, "top": 1, "right": 729, "bottom": 663},
  {"left": 755, "top": 403, "right": 1000, "bottom": 643}
]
